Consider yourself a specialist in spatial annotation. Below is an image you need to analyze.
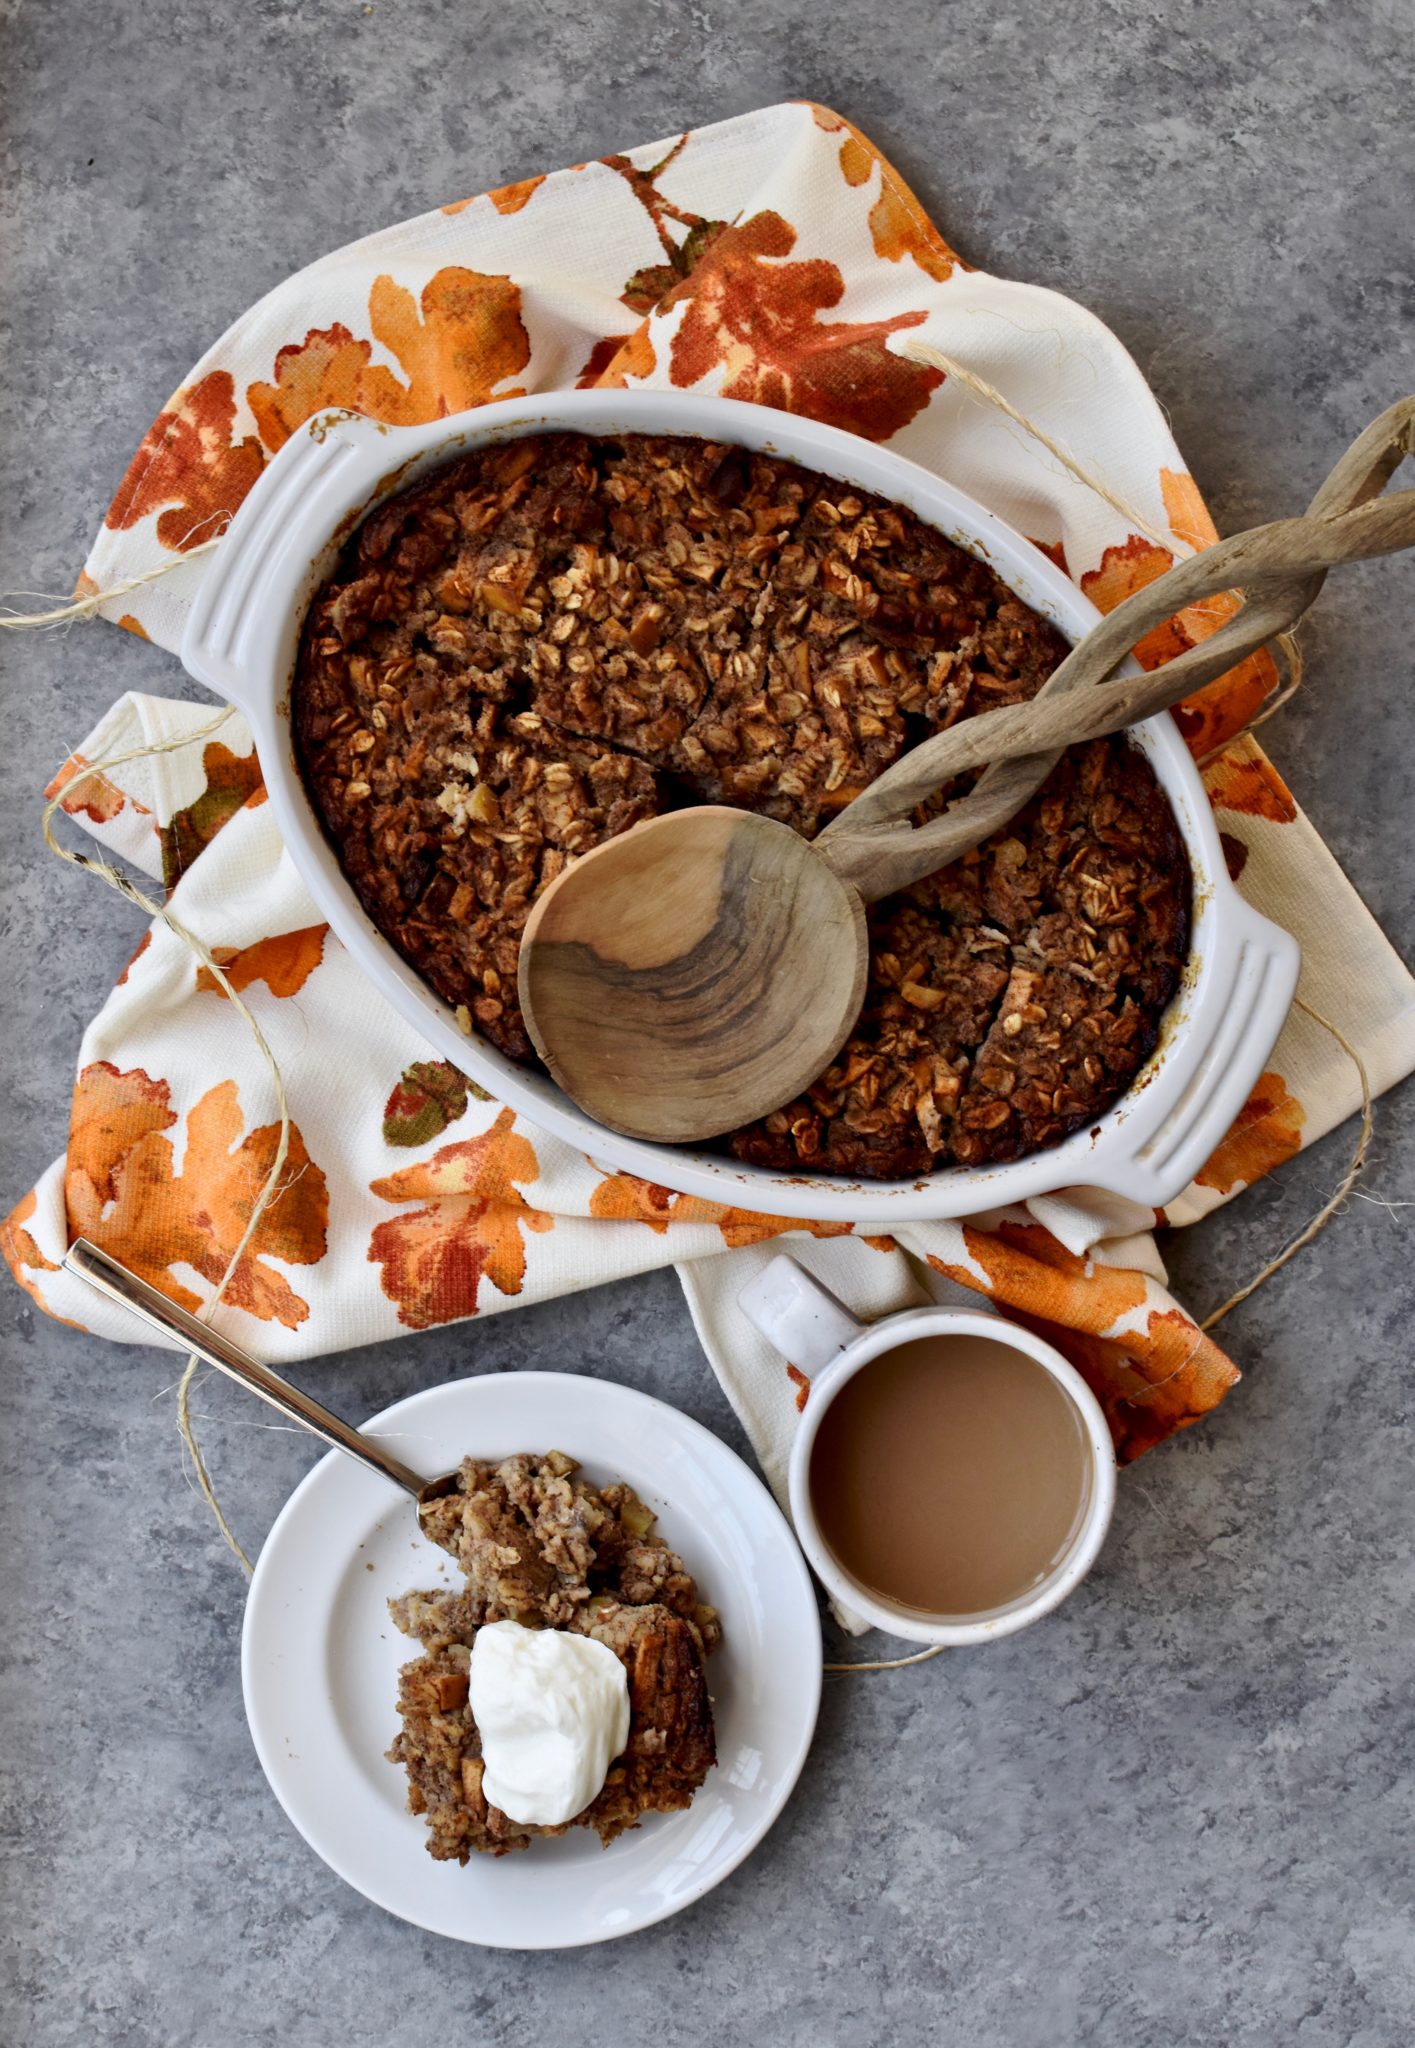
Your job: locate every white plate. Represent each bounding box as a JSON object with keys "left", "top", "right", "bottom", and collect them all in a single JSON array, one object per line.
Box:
[{"left": 241, "top": 1372, "right": 822, "bottom": 1947}]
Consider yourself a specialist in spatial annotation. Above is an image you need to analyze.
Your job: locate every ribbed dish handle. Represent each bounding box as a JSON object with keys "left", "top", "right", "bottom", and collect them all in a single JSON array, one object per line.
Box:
[
  {"left": 1088, "top": 897, "right": 1301, "bottom": 1213},
  {"left": 180, "top": 410, "right": 394, "bottom": 712}
]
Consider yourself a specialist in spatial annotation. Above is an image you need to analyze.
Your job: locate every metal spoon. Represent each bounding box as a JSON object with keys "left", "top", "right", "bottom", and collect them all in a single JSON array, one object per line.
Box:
[{"left": 62, "top": 1237, "right": 458, "bottom": 1511}]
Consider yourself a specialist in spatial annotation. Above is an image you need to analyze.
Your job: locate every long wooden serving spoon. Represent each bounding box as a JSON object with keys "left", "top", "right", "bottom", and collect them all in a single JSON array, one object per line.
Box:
[{"left": 518, "top": 400, "right": 1415, "bottom": 1145}]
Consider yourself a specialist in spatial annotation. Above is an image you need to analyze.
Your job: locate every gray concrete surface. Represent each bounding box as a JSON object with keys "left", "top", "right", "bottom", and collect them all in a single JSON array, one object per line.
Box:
[{"left": 3, "top": 2, "right": 1414, "bottom": 2042}]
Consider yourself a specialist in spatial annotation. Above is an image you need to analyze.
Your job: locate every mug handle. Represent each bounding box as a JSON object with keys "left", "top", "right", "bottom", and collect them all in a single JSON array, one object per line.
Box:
[{"left": 737, "top": 1254, "right": 864, "bottom": 1374}]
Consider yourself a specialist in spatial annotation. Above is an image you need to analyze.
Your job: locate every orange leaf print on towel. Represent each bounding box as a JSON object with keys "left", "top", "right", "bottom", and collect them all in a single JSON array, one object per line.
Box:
[
  {"left": 116, "top": 931, "right": 153, "bottom": 986},
  {"left": 838, "top": 134, "right": 873, "bottom": 185},
  {"left": 576, "top": 327, "right": 658, "bottom": 388},
  {"left": 1202, "top": 749, "right": 1298, "bottom": 823},
  {"left": 588, "top": 1170, "right": 852, "bottom": 1249},
  {"left": 1080, "top": 469, "right": 1280, "bottom": 759},
  {"left": 68, "top": 1061, "right": 176, "bottom": 1200},
  {"left": 368, "top": 1107, "right": 552, "bottom": 1328},
  {"left": 927, "top": 1221, "right": 1239, "bottom": 1460},
  {"left": 63, "top": 1067, "right": 328, "bottom": 1326},
  {"left": 577, "top": 334, "right": 635, "bottom": 385},
  {"left": 1159, "top": 469, "right": 1217, "bottom": 553},
  {"left": 365, "top": 269, "right": 530, "bottom": 422},
  {"left": 0, "top": 1188, "right": 61, "bottom": 1313},
  {"left": 867, "top": 180, "right": 957, "bottom": 282},
  {"left": 594, "top": 326, "right": 658, "bottom": 387},
  {"left": 1029, "top": 536, "right": 1070, "bottom": 577},
  {"left": 1091, "top": 530, "right": 1246, "bottom": 668},
  {"left": 487, "top": 175, "right": 546, "bottom": 215},
  {"left": 666, "top": 211, "right": 942, "bottom": 441},
  {"left": 245, "top": 324, "right": 376, "bottom": 450},
  {"left": 441, "top": 175, "right": 547, "bottom": 217},
  {"left": 44, "top": 753, "right": 146, "bottom": 826},
  {"left": 246, "top": 269, "right": 531, "bottom": 451},
  {"left": 1196, "top": 1072, "right": 1304, "bottom": 1195},
  {"left": 809, "top": 103, "right": 960, "bottom": 280},
  {"left": 105, "top": 371, "right": 265, "bottom": 551},
  {"left": 195, "top": 925, "right": 328, "bottom": 999},
  {"left": 1173, "top": 650, "right": 1280, "bottom": 760},
  {"left": 1080, "top": 536, "right": 1189, "bottom": 667}
]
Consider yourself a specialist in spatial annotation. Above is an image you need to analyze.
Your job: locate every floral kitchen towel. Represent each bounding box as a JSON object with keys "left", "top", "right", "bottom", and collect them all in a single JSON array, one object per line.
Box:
[{"left": 8, "top": 103, "right": 1415, "bottom": 1497}]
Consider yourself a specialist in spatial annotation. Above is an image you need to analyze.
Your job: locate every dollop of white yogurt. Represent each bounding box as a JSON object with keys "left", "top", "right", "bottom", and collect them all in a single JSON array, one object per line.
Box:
[{"left": 469, "top": 1618, "right": 631, "bottom": 1827}]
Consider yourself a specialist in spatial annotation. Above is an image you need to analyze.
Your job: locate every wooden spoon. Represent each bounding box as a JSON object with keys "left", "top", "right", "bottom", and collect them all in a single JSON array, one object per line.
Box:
[{"left": 517, "top": 400, "right": 1415, "bottom": 1145}]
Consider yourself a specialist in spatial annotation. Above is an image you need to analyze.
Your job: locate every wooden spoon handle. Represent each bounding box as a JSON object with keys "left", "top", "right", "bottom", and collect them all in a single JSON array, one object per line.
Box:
[{"left": 817, "top": 397, "right": 1415, "bottom": 905}]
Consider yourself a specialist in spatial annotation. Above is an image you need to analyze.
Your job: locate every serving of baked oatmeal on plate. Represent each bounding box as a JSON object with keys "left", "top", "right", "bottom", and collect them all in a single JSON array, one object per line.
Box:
[
  {"left": 241, "top": 1371, "right": 820, "bottom": 1947},
  {"left": 388, "top": 1451, "right": 722, "bottom": 1860}
]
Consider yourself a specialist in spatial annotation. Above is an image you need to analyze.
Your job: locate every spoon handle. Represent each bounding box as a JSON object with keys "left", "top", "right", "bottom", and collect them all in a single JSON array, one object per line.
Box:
[
  {"left": 816, "top": 396, "right": 1415, "bottom": 904},
  {"left": 62, "top": 1237, "right": 428, "bottom": 1499}
]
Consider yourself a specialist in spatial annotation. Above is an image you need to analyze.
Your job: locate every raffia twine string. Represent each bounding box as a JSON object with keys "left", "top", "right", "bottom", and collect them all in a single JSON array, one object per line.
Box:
[
  {"left": 13, "top": 379, "right": 1376, "bottom": 1640},
  {"left": 42, "top": 722, "right": 288, "bottom": 1574},
  {"left": 1199, "top": 995, "right": 1372, "bottom": 1331},
  {"left": 903, "top": 341, "right": 1184, "bottom": 550},
  {"left": 0, "top": 536, "right": 221, "bottom": 630}
]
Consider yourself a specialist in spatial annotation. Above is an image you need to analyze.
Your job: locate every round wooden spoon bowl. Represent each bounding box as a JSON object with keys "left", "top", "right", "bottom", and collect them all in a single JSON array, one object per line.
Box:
[{"left": 518, "top": 807, "right": 868, "bottom": 1144}]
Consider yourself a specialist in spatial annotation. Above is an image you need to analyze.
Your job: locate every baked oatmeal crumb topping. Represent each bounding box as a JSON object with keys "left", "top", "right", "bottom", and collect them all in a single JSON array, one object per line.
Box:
[{"left": 294, "top": 433, "right": 1189, "bottom": 1177}]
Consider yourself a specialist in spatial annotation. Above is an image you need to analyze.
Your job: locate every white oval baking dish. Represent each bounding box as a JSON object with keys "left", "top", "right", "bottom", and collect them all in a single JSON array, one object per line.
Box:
[{"left": 181, "top": 390, "right": 1299, "bottom": 1222}]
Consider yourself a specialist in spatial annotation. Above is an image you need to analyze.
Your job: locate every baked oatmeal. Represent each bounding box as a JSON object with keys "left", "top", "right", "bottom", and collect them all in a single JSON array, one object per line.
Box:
[
  {"left": 294, "top": 432, "right": 1190, "bottom": 1175},
  {"left": 388, "top": 1451, "right": 720, "bottom": 1860},
  {"left": 730, "top": 734, "right": 1189, "bottom": 1174}
]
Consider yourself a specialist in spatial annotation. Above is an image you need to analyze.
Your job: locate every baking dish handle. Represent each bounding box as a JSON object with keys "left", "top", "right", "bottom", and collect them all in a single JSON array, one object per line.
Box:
[
  {"left": 1080, "top": 896, "right": 1301, "bottom": 1214},
  {"left": 180, "top": 410, "right": 395, "bottom": 713}
]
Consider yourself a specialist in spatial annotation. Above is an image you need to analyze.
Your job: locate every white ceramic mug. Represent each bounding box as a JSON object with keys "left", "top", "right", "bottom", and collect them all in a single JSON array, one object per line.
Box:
[{"left": 738, "top": 1255, "right": 1117, "bottom": 1646}]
